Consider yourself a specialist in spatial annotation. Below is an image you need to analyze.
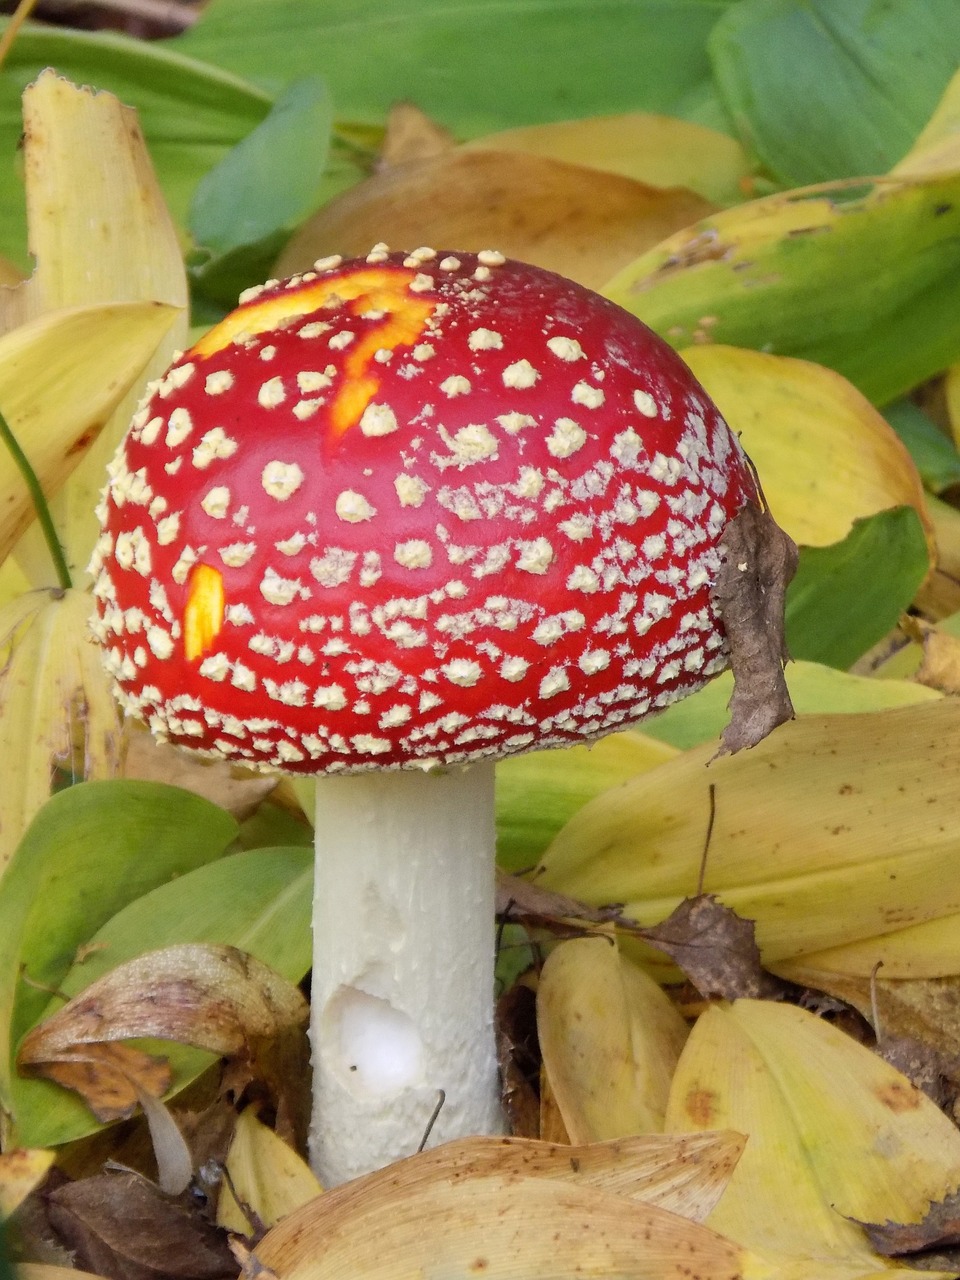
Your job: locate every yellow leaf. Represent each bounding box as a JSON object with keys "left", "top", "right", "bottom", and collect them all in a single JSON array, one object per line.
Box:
[
  {"left": 247, "top": 1135, "right": 772, "bottom": 1280},
  {"left": 0, "top": 588, "right": 122, "bottom": 876},
  {"left": 537, "top": 937, "right": 689, "bottom": 1141},
  {"left": 0, "top": 1147, "right": 55, "bottom": 1216},
  {"left": 463, "top": 112, "right": 751, "bottom": 205},
  {"left": 776, "top": 912, "right": 960, "bottom": 980},
  {"left": 681, "top": 345, "right": 932, "bottom": 551},
  {"left": 890, "top": 67, "right": 960, "bottom": 179},
  {"left": 535, "top": 701, "right": 960, "bottom": 979},
  {"left": 7, "top": 71, "right": 188, "bottom": 582},
  {"left": 666, "top": 1000, "right": 960, "bottom": 1278},
  {"left": 218, "top": 1109, "right": 322, "bottom": 1233},
  {"left": 0, "top": 301, "right": 178, "bottom": 565},
  {"left": 274, "top": 148, "right": 714, "bottom": 291}
]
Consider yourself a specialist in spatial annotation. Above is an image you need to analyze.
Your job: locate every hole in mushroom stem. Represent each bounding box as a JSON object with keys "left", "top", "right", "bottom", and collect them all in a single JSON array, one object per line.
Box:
[{"left": 324, "top": 986, "right": 424, "bottom": 1095}]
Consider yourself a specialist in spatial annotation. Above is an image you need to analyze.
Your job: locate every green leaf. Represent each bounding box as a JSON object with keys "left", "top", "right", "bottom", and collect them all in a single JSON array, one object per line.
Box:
[
  {"left": 189, "top": 74, "right": 333, "bottom": 306},
  {"left": 645, "top": 658, "right": 940, "bottom": 752},
  {"left": 785, "top": 507, "right": 930, "bottom": 670},
  {"left": 496, "top": 733, "right": 676, "bottom": 872},
  {"left": 883, "top": 399, "right": 960, "bottom": 494},
  {"left": 709, "top": 0, "right": 960, "bottom": 185},
  {"left": 174, "top": 0, "right": 729, "bottom": 135},
  {"left": 0, "top": 23, "right": 271, "bottom": 264},
  {"left": 604, "top": 172, "right": 960, "bottom": 405},
  {"left": 12, "top": 845, "right": 312, "bottom": 1148},
  {"left": 190, "top": 75, "right": 332, "bottom": 255},
  {"left": 0, "top": 780, "right": 237, "bottom": 1124}
]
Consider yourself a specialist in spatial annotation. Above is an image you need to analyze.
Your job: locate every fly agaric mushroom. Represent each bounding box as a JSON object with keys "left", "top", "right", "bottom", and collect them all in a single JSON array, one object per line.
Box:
[{"left": 90, "top": 247, "right": 764, "bottom": 1185}]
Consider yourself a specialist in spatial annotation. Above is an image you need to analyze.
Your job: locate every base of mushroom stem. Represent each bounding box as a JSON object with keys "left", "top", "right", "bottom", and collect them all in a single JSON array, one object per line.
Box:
[{"left": 308, "top": 759, "right": 505, "bottom": 1186}]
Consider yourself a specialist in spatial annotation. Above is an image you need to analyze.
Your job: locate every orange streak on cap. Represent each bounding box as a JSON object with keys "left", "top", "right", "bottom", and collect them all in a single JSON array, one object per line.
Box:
[
  {"left": 183, "top": 563, "right": 225, "bottom": 661},
  {"left": 329, "top": 286, "right": 435, "bottom": 441},
  {"left": 189, "top": 265, "right": 433, "bottom": 362}
]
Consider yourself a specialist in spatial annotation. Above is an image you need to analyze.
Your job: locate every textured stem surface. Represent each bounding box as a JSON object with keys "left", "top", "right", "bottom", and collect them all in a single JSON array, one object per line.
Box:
[{"left": 309, "top": 762, "right": 503, "bottom": 1185}]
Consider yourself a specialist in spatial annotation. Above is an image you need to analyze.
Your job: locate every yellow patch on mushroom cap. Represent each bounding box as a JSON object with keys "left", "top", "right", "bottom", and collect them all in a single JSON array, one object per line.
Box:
[{"left": 184, "top": 562, "right": 225, "bottom": 661}]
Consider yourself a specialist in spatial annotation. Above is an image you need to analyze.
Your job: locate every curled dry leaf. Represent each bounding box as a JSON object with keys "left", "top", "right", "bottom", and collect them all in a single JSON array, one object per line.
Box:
[
  {"left": 245, "top": 1134, "right": 756, "bottom": 1280},
  {"left": 25, "top": 1043, "right": 172, "bottom": 1124},
  {"left": 17, "top": 945, "right": 308, "bottom": 1121},
  {"left": 495, "top": 983, "right": 540, "bottom": 1140},
  {"left": 537, "top": 937, "right": 689, "bottom": 1142},
  {"left": 714, "top": 499, "right": 797, "bottom": 755},
  {"left": 275, "top": 148, "right": 714, "bottom": 291}
]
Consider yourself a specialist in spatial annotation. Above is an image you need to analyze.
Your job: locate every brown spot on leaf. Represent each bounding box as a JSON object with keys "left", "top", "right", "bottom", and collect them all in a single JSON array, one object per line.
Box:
[
  {"left": 684, "top": 1087, "right": 718, "bottom": 1126},
  {"left": 874, "top": 1078, "right": 922, "bottom": 1112}
]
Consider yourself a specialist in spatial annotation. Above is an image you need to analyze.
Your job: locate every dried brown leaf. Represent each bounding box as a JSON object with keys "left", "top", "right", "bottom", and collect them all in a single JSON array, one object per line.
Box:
[
  {"left": 900, "top": 615, "right": 960, "bottom": 694},
  {"left": 275, "top": 149, "right": 714, "bottom": 291},
  {"left": 714, "top": 499, "right": 797, "bottom": 754},
  {"left": 46, "top": 1172, "right": 235, "bottom": 1280},
  {"left": 495, "top": 983, "right": 540, "bottom": 1139},
  {"left": 640, "top": 895, "right": 782, "bottom": 1001},
  {"left": 496, "top": 868, "right": 630, "bottom": 932}
]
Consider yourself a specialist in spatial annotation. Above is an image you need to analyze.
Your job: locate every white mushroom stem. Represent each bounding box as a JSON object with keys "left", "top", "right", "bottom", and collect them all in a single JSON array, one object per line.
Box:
[{"left": 308, "top": 760, "right": 505, "bottom": 1186}]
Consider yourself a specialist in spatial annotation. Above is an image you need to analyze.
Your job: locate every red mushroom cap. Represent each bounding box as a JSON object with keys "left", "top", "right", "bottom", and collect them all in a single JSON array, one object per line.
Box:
[{"left": 90, "top": 248, "right": 757, "bottom": 773}]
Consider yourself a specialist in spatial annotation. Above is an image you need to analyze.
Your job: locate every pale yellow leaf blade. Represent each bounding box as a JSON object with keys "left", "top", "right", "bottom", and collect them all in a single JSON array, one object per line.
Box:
[
  {"left": 250, "top": 1151, "right": 772, "bottom": 1280},
  {"left": 681, "top": 345, "right": 932, "bottom": 550},
  {"left": 218, "top": 1108, "right": 323, "bottom": 1233},
  {"left": 775, "top": 913, "right": 960, "bottom": 979},
  {"left": 0, "top": 301, "right": 178, "bottom": 564},
  {"left": 8, "top": 71, "right": 188, "bottom": 581},
  {"left": 0, "top": 588, "right": 122, "bottom": 877},
  {"left": 463, "top": 113, "right": 751, "bottom": 205},
  {"left": 537, "top": 937, "right": 688, "bottom": 1142},
  {"left": 535, "top": 701, "right": 960, "bottom": 979}
]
